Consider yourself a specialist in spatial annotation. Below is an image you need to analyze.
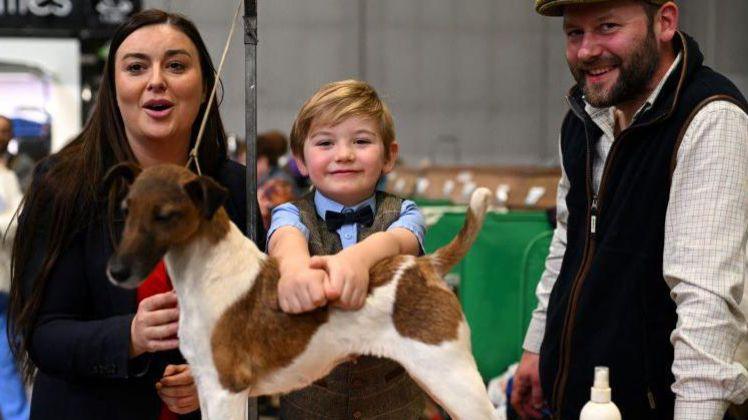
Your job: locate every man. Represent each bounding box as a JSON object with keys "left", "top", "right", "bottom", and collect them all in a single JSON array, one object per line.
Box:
[
  {"left": 0, "top": 115, "right": 29, "bottom": 420},
  {"left": 511, "top": 1, "right": 748, "bottom": 419}
]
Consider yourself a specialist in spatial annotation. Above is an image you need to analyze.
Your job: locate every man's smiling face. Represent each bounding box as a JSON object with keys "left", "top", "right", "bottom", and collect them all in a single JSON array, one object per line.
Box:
[{"left": 564, "top": 0, "right": 660, "bottom": 108}]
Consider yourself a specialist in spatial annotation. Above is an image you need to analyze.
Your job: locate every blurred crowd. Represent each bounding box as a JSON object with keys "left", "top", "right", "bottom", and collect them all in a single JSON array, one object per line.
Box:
[
  {"left": 230, "top": 130, "right": 308, "bottom": 229},
  {"left": 0, "top": 115, "right": 31, "bottom": 420}
]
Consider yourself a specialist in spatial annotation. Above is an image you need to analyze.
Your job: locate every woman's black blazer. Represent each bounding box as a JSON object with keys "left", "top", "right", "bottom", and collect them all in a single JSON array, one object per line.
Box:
[{"left": 23, "top": 160, "right": 264, "bottom": 420}]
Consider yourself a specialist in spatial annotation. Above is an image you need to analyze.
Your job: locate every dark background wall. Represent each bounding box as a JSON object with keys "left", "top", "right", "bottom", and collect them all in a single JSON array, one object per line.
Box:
[{"left": 145, "top": 0, "right": 747, "bottom": 166}]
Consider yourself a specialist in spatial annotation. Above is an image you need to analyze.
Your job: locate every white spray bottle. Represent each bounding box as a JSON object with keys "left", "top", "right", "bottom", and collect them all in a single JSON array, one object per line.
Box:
[{"left": 579, "top": 367, "right": 622, "bottom": 420}]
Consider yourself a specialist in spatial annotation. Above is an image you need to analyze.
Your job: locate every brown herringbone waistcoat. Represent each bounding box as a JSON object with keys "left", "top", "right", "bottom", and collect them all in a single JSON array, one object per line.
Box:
[{"left": 279, "top": 191, "right": 425, "bottom": 420}]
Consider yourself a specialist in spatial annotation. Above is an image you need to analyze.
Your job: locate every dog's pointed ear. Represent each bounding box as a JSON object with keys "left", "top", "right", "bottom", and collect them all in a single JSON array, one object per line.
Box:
[
  {"left": 103, "top": 162, "right": 142, "bottom": 192},
  {"left": 183, "top": 176, "right": 228, "bottom": 220}
]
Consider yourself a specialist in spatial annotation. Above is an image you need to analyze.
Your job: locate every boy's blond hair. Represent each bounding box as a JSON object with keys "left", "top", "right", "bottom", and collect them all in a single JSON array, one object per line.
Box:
[{"left": 290, "top": 79, "right": 395, "bottom": 161}]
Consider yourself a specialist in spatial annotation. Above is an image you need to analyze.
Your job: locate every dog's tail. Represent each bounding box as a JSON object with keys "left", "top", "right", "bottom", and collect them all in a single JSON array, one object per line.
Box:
[{"left": 430, "top": 187, "right": 491, "bottom": 276}]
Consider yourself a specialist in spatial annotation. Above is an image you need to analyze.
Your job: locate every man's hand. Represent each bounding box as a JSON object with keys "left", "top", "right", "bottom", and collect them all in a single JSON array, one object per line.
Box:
[
  {"left": 511, "top": 351, "right": 545, "bottom": 419},
  {"left": 157, "top": 364, "right": 199, "bottom": 414},
  {"left": 277, "top": 267, "right": 329, "bottom": 314},
  {"left": 129, "top": 291, "right": 180, "bottom": 357},
  {"left": 309, "top": 253, "right": 369, "bottom": 310}
]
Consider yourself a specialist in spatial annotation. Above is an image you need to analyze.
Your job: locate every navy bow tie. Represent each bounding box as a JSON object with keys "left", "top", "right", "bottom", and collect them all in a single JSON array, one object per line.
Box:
[{"left": 325, "top": 206, "right": 375, "bottom": 231}]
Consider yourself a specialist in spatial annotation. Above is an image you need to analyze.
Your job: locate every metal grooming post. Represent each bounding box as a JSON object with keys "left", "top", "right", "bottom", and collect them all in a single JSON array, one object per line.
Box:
[{"left": 243, "top": 0, "right": 259, "bottom": 418}]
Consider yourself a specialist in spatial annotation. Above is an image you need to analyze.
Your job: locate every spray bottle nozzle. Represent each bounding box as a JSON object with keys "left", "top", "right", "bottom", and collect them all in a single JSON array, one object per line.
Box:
[
  {"left": 581, "top": 366, "right": 622, "bottom": 419},
  {"left": 593, "top": 367, "right": 610, "bottom": 389},
  {"left": 590, "top": 366, "right": 612, "bottom": 403}
]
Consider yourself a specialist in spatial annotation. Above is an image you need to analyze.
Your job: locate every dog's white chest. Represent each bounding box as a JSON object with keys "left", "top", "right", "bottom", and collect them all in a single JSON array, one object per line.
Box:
[{"left": 166, "top": 224, "right": 263, "bottom": 364}]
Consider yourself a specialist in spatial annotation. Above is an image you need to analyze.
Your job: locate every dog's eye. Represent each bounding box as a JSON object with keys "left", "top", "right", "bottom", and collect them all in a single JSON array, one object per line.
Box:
[
  {"left": 120, "top": 200, "right": 128, "bottom": 216},
  {"left": 154, "top": 210, "right": 179, "bottom": 222}
]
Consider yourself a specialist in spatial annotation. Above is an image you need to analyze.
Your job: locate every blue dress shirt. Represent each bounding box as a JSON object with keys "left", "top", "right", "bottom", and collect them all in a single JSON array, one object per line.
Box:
[{"left": 267, "top": 190, "right": 425, "bottom": 251}]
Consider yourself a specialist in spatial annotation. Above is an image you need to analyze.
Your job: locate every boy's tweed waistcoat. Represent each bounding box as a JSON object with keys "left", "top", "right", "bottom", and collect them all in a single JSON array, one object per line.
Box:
[{"left": 279, "top": 191, "right": 425, "bottom": 419}]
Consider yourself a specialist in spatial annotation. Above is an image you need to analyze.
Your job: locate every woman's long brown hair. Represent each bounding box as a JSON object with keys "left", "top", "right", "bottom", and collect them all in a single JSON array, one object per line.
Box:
[{"left": 7, "top": 9, "right": 229, "bottom": 383}]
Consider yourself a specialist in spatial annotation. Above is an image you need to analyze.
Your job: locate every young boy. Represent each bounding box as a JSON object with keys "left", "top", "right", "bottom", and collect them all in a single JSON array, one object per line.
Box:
[{"left": 267, "top": 80, "right": 426, "bottom": 419}]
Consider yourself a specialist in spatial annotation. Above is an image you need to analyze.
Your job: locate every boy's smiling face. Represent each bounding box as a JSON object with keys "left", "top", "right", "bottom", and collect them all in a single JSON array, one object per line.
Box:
[{"left": 295, "top": 115, "right": 397, "bottom": 206}]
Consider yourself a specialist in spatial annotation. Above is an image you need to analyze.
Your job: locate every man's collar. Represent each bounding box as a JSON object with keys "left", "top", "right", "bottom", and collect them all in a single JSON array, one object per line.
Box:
[
  {"left": 566, "top": 32, "right": 702, "bottom": 129},
  {"left": 642, "top": 52, "right": 683, "bottom": 111},
  {"left": 313, "top": 190, "right": 376, "bottom": 220}
]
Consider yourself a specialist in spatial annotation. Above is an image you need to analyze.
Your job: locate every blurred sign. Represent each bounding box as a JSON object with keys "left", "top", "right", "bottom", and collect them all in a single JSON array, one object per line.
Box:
[{"left": 0, "top": 0, "right": 140, "bottom": 35}]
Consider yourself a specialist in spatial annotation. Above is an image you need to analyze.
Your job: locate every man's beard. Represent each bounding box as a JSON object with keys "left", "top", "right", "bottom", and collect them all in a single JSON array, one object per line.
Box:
[{"left": 570, "top": 28, "right": 660, "bottom": 108}]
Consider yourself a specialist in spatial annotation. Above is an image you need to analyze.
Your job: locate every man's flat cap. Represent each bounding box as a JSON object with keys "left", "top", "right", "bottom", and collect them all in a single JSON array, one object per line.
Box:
[{"left": 535, "top": 0, "right": 671, "bottom": 16}]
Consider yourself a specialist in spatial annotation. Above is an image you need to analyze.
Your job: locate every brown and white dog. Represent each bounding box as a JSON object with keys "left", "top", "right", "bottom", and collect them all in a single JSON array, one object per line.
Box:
[{"left": 106, "top": 163, "right": 499, "bottom": 420}]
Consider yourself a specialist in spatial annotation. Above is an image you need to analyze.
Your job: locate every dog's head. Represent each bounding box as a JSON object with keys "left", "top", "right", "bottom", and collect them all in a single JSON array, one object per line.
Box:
[{"left": 105, "top": 163, "right": 228, "bottom": 289}]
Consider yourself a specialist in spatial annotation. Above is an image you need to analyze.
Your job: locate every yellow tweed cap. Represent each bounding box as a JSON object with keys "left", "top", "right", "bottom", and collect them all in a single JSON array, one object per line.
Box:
[{"left": 535, "top": 0, "right": 671, "bottom": 16}]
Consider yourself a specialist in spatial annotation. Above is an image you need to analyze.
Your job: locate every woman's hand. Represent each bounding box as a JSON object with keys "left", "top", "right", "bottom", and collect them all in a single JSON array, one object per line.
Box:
[
  {"left": 157, "top": 364, "right": 200, "bottom": 414},
  {"left": 129, "top": 291, "right": 180, "bottom": 357}
]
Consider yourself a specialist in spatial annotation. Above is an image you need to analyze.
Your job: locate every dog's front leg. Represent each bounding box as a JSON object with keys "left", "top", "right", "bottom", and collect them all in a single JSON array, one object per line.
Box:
[{"left": 195, "top": 371, "right": 249, "bottom": 420}]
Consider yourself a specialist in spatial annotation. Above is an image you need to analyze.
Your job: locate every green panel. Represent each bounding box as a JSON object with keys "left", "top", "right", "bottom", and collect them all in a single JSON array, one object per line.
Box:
[
  {"left": 520, "top": 231, "right": 553, "bottom": 336},
  {"left": 423, "top": 211, "right": 552, "bottom": 380},
  {"left": 412, "top": 198, "right": 454, "bottom": 207}
]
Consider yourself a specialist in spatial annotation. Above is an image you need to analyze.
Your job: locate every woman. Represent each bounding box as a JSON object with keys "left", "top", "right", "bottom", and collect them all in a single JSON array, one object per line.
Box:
[{"left": 8, "top": 10, "right": 263, "bottom": 419}]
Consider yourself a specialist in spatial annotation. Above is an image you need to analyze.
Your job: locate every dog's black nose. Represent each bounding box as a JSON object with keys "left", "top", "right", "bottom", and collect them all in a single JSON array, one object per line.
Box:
[{"left": 107, "top": 260, "right": 132, "bottom": 283}]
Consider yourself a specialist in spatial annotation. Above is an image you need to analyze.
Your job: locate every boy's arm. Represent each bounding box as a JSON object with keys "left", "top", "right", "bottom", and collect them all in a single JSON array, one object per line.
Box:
[
  {"left": 267, "top": 204, "right": 328, "bottom": 314},
  {"left": 337, "top": 228, "right": 420, "bottom": 273},
  {"left": 269, "top": 227, "right": 329, "bottom": 313},
  {"left": 310, "top": 201, "right": 425, "bottom": 309},
  {"left": 268, "top": 226, "right": 312, "bottom": 277},
  {"left": 309, "top": 229, "right": 419, "bottom": 310}
]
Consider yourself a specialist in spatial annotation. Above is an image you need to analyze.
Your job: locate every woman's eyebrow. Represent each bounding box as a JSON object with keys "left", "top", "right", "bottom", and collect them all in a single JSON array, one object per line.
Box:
[
  {"left": 165, "top": 49, "right": 192, "bottom": 58},
  {"left": 120, "top": 50, "right": 192, "bottom": 61},
  {"left": 121, "top": 52, "right": 149, "bottom": 61}
]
